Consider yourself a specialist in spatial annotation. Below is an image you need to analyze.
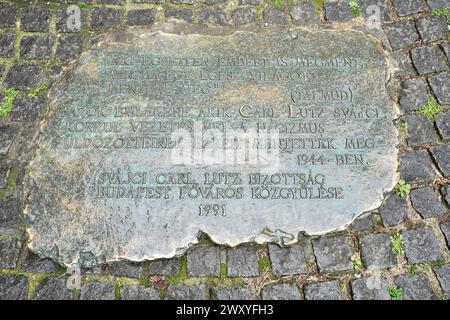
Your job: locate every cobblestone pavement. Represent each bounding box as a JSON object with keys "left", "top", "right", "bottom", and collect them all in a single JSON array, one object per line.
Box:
[{"left": 0, "top": 0, "right": 449, "bottom": 300}]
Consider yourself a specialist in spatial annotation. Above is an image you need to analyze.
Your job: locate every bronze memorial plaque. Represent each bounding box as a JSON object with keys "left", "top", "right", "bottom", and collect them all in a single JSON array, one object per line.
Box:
[{"left": 25, "top": 29, "right": 398, "bottom": 266}]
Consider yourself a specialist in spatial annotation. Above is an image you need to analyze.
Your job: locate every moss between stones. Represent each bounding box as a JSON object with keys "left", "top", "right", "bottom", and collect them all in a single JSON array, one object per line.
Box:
[
  {"left": 220, "top": 262, "right": 228, "bottom": 277},
  {"left": 27, "top": 274, "right": 49, "bottom": 300},
  {"left": 258, "top": 257, "right": 271, "bottom": 273},
  {"left": 0, "top": 88, "right": 19, "bottom": 117},
  {"left": 28, "top": 83, "right": 48, "bottom": 97},
  {"left": 168, "top": 254, "right": 188, "bottom": 284},
  {"left": 114, "top": 282, "right": 121, "bottom": 300},
  {"left": 349, "top": 0, "right": 360, "bottom": 17},
  {"left": 0, "top": 168, "right": 19, "bottom": 200}
]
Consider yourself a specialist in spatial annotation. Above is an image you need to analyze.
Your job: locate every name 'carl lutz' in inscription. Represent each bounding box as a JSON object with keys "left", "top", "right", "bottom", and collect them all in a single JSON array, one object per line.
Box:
[{"left": 25, "top": 29, "right": 398, "bottom": 266}]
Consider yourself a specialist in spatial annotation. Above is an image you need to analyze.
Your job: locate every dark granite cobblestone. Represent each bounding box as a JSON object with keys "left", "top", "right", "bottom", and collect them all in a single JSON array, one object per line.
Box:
[
  {"left": 312, "top": 235, "right": 353, "bottom": 273},
  {"left": 80, "top": 282, "right": 116, "bottom": 300},
  {"left": 359, "top": 233, "right": 397, "bottom": 270},
  {"left": 0, "top": 3, "right": 18, "bottom": 28},
  {"left": 351, "top": 276, "right": 390, "bottom": 300},
  {"left": 379, "top": 194, "right": 407, "bottom": 227},
  {"left": 430, "top": 144, "right": 450, "bottom": 177},
  {"left": 429, "top": 71, "right": 450, "bottom": 105},
  {"left": 403, "top": 227, "right": 442, "bottom": 264},
  {"left": 210, "top": 287, "right": 252, "bottom": 300},
  {"left": 402, "top": 115, "right": 437, "bottom": 146},
  {"left": 261, "top": 283, "right": 302, "bottom": 300},
  {"left": 21, "top": 6, "right": 51, "bottom": 32},
  {"left": 35, "top": 278, "right": 72, "bottom": 300},
  {"left": 0, "top": 34, "right": 15, "bottom": 58},
  {"left": 226, "top": 245, "right": 259, "bottom": 277},
  {"left": 400, "top": 150, "right": 436, "bottom": 184},
  {"left": 410, "top": 187, "right": 447, "bottom": 218},
  {"left": 0, "top": 239, "right": 21, "bottom": 269},
  {"left": 394, "top": 274, "right": 435, "bottom": 300},
  {"left": 121, "top": 285, "right": 159, "bottom": 300},
  {"left": 304, "top": 280, "right": 340, "bottom": 300},
  {"left": 0, "top": 275, "right": 28, "bottom": 300}
]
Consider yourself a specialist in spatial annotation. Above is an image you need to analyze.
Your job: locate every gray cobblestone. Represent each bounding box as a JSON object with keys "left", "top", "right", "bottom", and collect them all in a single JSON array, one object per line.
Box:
[
  {"left": 434, "top": 264, "right": 450, "bottom": 296},
  {"left": 0, "top": 164, "right": 9, "bottom": 189},
  {"left": 391, "top": 51, "right": 416, "bottom": 77},
  {"left": 56, "top": 35, "right": 84, "bottom": 61},
  {"left": 5, "top": 64, "right": 47, "bottom": 91},
  {"left": 426, "top": 0, "right": 450, "bottom": 9},
  {"left": 81, "top": 282, "right": 116, "bottom": 300},
  {"left": 0, "top": 125, "right": 17, "bottom": 156},
  {"left": 383, "top": 21, "right": 419, "bottom": 50},
  {"left": 265, "top": 9, "right": 288, "bottom": 25},
  {"left": 416, "top": 15, "right": 448, "bottom": 43},
  {"left": 442, "top": 42, "right": 450, "bottom": 62},
  {"left": 348, "top": 212, "right": 374, "bottom": 232},
  {"left": 304, "top": 280, "right": 340, "bottom": 300},
  {"left": 204, "top": 0, "right": 228, "bottom": 4},
  {"left": 11, "top": 95, "right": 47, "bottom": 122},
  {"left": 232, "top": 8, "right": 257, "bottom": 26},
  {"left": 441, "top": 221, "right": 450, "bottom": 248},
  {"left": 360, "top": 233, "right": 397, "bottom": 270},
  {"left": 0, "top": 275, "right": 28, "bottom": 300},
  {"left": 121, "top": 285, "right": 160, "bottom": 300},
  {"left": 148, "top": 258, "right": 180, "bottom": 276},
  {"left": 324, "top": 0, "right": 353, "bottom": 22},
  {"left": 198, "top": 9, "right": 228, "bottom": 25},
  {"left": 165, "top": 284, "right": 206, "bottom": 300},
  {"left": 261, "top": 283, "right": 302, "bottom": 300},
  {"left": 22, "top": 251, "right": 61, "bottom": 273},
  {"left": 35, "top": 278, "right": 72, "bottom": 300},
  {"left": 312, "top": 235, "right": 352, "bottom": 272},
  {"left": 268, "top": 243, "right": 307, "bottom": 276},
  {"left": 411, "top": 187, "right": 447, "bottom": 218},
  {"left": 399, "top": 150, "right": 436, "bottom": 184},
  {"left": 0, "top": 196, "right": 21, "bottom": 229},
  {"left": 109, "top": 260, "right": 141, "bottom": 278},
  {"left": 56, "top": 8, "right": 85, "bottom": 33},
  {"left": 0, "top": 34, "right": 15, "bottom": 58},
  {"left": 126, "top": 9, "right": 156, "bottom": 26},
  {"left": 21, "top": 6, "right": 50, "bottom": 32},
  {"left": 227, "top": 244, "right": 259, "bottom": 277},
  {"left": 97, "top": 0, "right": 125, "bottom": 4},
  {"left": 379, "top": 194, "right": 407, "bottom": 227},
  {"left": 210, "top": 287, "right": 252, "bottom": 300},
  {"left": 394, "top": 274, "right": 435, "bottom": 300},
  {"left": 290, "top": 1, "right": 318, "bottom": 26},
  {"left": 90, "top": 8, "right": 121, "bottom": 31},
  {"left": 436, "top": 111, "right": 450, "bottom": 140},
  {"left": 398, "top": 79, "right": 429, "bottom": 112},
  {"left": 187, "top": 244, "right": 221, "bottom": 277},
  {"left": 392, "top": 0, "right": 426, "bottom": 16},
  {"left": 0, "top": 4, "right": 18, "bottom": 28},
  {"left": 240, "top": 0, "right": 261, "bottom": 4},
  {"left": 165, "top": 9, "right": 194, "bottom": 22},
  {"left": 411, "top": 45, "right": 448, "bottom": 75},
  {"left": 360, "top": 0, "right": 391, "bottom": 21},
  {"left": 351, "top": 276, "right": 390, "bottom": 300},
  {"left": 402, "top": 115, "right": 437, "bottom": 146},
  {"left": 404, "top": 227, "right": 442, "bottom": 264},
  {"left": 20, "top": 36, "right": 53, "bottom": 60},
  {"left": 171, "top": 0, "right": 194, "bottom": 3},
  {"left": 430, "top": 145, "right": 450, "bottom": 177},
  {"left": 0, "top": 238, "right": 21, "bottom": 269},
  {"left": 429, "top": 71, "right": 450, "bottom": 105}
]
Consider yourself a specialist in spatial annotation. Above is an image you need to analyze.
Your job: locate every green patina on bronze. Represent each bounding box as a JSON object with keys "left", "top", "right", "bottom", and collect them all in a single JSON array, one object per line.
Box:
[{"left": 25, "top": 27, "right": 398, "bottom": 267}]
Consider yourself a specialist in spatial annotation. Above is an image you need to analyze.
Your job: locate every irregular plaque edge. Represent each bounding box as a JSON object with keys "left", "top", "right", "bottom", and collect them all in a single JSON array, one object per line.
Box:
[{"left": 23, "top": 24, "right": 400, "bottom": 267}]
